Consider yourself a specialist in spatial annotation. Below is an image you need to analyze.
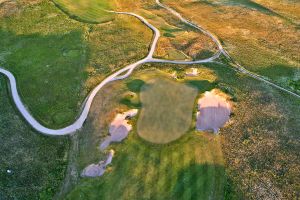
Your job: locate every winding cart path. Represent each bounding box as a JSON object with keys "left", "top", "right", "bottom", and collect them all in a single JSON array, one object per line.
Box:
[{"left": 0, "top": 0, "right": 299, "bottom": 135}]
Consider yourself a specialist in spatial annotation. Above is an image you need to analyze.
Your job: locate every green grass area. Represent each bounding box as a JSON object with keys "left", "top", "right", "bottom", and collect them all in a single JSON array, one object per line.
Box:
[
  {"left": 52, "top": 0, "right": 114, "bottom": 23},
  {"left": 48, "top": 69, "right": 224, "bottom": 199},
  {"left": 139, "top": 63, "right": 300, "bottom": 199},
  {"left": 137, "top": 77, "right": 198, "bottom": 144},
  {"left": 67, "top": 132, "right": 225, "bottom": 200},
  {"left": 0, "top": 0, "right": 152, "bottom": 128},
  {"left": 0, "top": 77, "right": 69, "bottom": 200},
  {"left": 1, "top": 1, "right": 299, "bottom": 199},
  {"left": 49, "top": 63, "right": 300, "bottom": 199}
]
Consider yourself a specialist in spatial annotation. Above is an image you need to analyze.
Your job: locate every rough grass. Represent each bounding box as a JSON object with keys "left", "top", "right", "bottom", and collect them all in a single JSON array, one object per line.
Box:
[
  {"left": 0, "top": 0, "right": 152, "bottom": 128},
  {"left": 0, "top": 77, "right": 69, "bottom": 200},
  {"left": 163, "top": 0, "right": 300, "bottom": 93},
  {"left": 137, "top": 77, "right": 198, "bottom": 144}
]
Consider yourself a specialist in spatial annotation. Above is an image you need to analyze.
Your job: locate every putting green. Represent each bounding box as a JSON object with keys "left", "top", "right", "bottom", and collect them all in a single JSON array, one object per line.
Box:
[{"left": 137, "top": 78, "right": 198, "bottom": 143}]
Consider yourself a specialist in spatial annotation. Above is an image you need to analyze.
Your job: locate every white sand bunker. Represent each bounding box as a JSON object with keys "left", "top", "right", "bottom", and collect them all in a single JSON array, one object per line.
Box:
[
  {"left": 185, "top": 68, "right": 198, "bottom": 77},
  {"left": 100, "top": 109, "right": 138, "bottom": 150},
  {"left": 81, "top": 149, "right": 115, "bottom": 177},
  {"left": 196, "top": 90, "right": 231, "bottom": 133}
]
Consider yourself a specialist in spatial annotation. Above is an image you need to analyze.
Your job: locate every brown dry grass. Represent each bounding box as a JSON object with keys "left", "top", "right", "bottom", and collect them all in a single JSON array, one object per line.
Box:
[{"left": 164, "top": 0, "right": 300, "bottom": 67}]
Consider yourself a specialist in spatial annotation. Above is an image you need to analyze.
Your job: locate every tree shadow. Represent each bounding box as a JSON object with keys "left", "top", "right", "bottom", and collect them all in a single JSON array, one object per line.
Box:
[
  {"left": 198, "top": 0, "right": 295, "bottom": 24},
  {"left": 185, "top": 80, "right": 216, "bottom": 92},
  {"left": 126, "top": 79, "right": 146, "bottom": 93}
]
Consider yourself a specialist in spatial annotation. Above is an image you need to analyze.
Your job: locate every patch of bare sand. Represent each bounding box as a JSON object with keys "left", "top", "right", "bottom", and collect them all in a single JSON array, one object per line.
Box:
[
  {"left": 196, "top": 89, "right": 231, "bottom": 133},
  {"left": 100, "top": 109, "right": 138, "bottom": 150},
  {"left": 81, "top": 150, "right": 115, "bottom": 178}
]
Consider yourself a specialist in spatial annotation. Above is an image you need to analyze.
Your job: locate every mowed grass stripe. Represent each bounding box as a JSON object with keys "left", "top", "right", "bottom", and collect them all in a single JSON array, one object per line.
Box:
[
  {"left": 54, "top": 0, "right": 114, "bottom": 23},
  {"left": 155, "top": 147, "right": 171, "bottom": 199},
  {"left": 172, "top": 142, "right": 187, "bottom": 199},
  {"left": 193, "top": 140, "right": 204, "bottom": 198},
  {"left": 169, "top": 148, "right": 180, "bottom": 198},
  {"left": 183, "top": 143, "right": 194, "bottom": 200},
  {"left": 66, "top": 73, "right": 225, "bottom": 199},
  {"left": 121, "top": 141, "right": 147, "bottom": 199}
]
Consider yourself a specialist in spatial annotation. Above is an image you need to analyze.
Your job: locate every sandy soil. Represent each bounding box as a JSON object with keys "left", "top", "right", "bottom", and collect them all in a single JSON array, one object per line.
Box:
[
  {"left": 100, "top": 109, "right": 138, "bottom": 150},
  {"left": 81, "top": 150, "right": 115, "bottom": 177},
  {"left": 196, "top": 90, "right": 231, "bottom": 133}
]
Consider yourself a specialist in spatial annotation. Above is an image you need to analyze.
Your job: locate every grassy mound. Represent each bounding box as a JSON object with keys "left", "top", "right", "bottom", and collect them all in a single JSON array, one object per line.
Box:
[
  {"left": 137, "top": 78, "right": 198, "bottom": 144},
  {"left": 53, "top": 0, "right": 115, "bottom": 23}
]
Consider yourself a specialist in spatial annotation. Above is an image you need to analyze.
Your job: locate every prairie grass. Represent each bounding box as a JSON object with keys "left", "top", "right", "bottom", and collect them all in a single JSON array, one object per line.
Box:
[
  {"left": 0, "top": 78, "right": 69, "bottom": 200},
  {"left": 163, "top": 0, "right": 300, "bottom": 93}
]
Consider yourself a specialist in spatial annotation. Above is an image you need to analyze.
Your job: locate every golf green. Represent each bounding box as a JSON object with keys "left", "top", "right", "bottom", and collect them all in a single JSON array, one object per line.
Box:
[{"left": 137, "top": 78, "right": 198, "bottom": 143}]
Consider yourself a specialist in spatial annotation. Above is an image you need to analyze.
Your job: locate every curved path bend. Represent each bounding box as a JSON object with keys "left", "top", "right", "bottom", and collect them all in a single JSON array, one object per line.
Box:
[
  {"left": 0, "top": 8, "right": 221, "bottom": 135},
  {"left": 0, "top": 0, "right": 299, "bottom": 135},
  {"left": 156, "top": 0, "right": 300, "bottom": 99}
]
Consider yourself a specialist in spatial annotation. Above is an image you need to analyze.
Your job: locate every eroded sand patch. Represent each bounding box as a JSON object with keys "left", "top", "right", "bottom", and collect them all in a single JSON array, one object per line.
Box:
[
  {"left": 100, "top": 109, "right": 138, "bottom": 150},
  {"left": 81, "top": 150, "right": 115, "bottom": 177},
  {"left": 196, "top": 89, "right": 231, "bottom": 133}
]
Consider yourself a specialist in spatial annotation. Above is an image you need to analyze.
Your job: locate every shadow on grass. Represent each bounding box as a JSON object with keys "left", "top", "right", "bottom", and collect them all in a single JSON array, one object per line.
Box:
[
  {"left": 51, "top": 0, "right": 114, "bottom": 24},
  {"left": 186, "top": 80, "right": 216, "bottom": 92},
  {"left": 255, "top": 64, "right": 297, "bottom": 79},
  {"left": 255, "top": 64, "right": 300, "bottom": 94},
  {"left": 0, "top": 29, "right": 89, "bottom": 128},
  {"left": 197, "top": 0, "right": 296, "bottom": 24},
  {"left": 172, "top": 163, "right": 226, "bottom": 200},
  {"left": 126, "top": 79, "right": 146, "bottom": 93}
]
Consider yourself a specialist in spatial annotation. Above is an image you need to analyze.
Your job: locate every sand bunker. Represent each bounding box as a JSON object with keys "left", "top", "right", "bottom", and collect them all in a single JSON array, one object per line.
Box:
[
  {"left": 185, "top": 68, "right": 198, "bottom": 77},
  {"left": 81, "top": 150, "right": 115, "bottom": 177},
  {"left": 100, "top": 109, "right": 138, "bottom": 150},
  {"left": 196, "top": 90, "right": 231, "bottom": 133}
]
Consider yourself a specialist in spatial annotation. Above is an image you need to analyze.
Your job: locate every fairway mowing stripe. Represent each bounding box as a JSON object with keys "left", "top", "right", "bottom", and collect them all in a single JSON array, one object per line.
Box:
[
  {"left": 127, "top": 144, "right": 147, "bottom": 198},
  {"left": 208, "top": 149, "right": 217, "bottom": 198},
  {"left": 198, "top": 145, "right": 209, "bottom": 198},
  {"left": 183, "top": 143, "right": 194, "bottom": 200},
  {"left": 106, "top": 151, "right": 131, "bottom": 199},
  {"left": 169, "top": 149, "right": 180, "bottom": 197},
  {"left": 190, "top": 144, "right": 201, "bottom": 199},
  {"left": 206, "top": 163, "right": 216, "bottom": 198},
  {"left": 133, "top": 148, "right": 149, "bottom": 195},
  {"left": 172, "top": 143, "right": 187, "bottom": 199},
  {"left": 143, "top": 157, "right": 158, "bottom": 199},
  {"left": 202, "top": 147, "right": 215, "bottom": 199},
  {"left": 141, "top": 149, "right": 157, "bottom": 199},
  {"left": 211, "top": 139, "right": 224, "bottom": 199},
  {"left": 155, "top": 147, "right": 170, "bottom": 199}
]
